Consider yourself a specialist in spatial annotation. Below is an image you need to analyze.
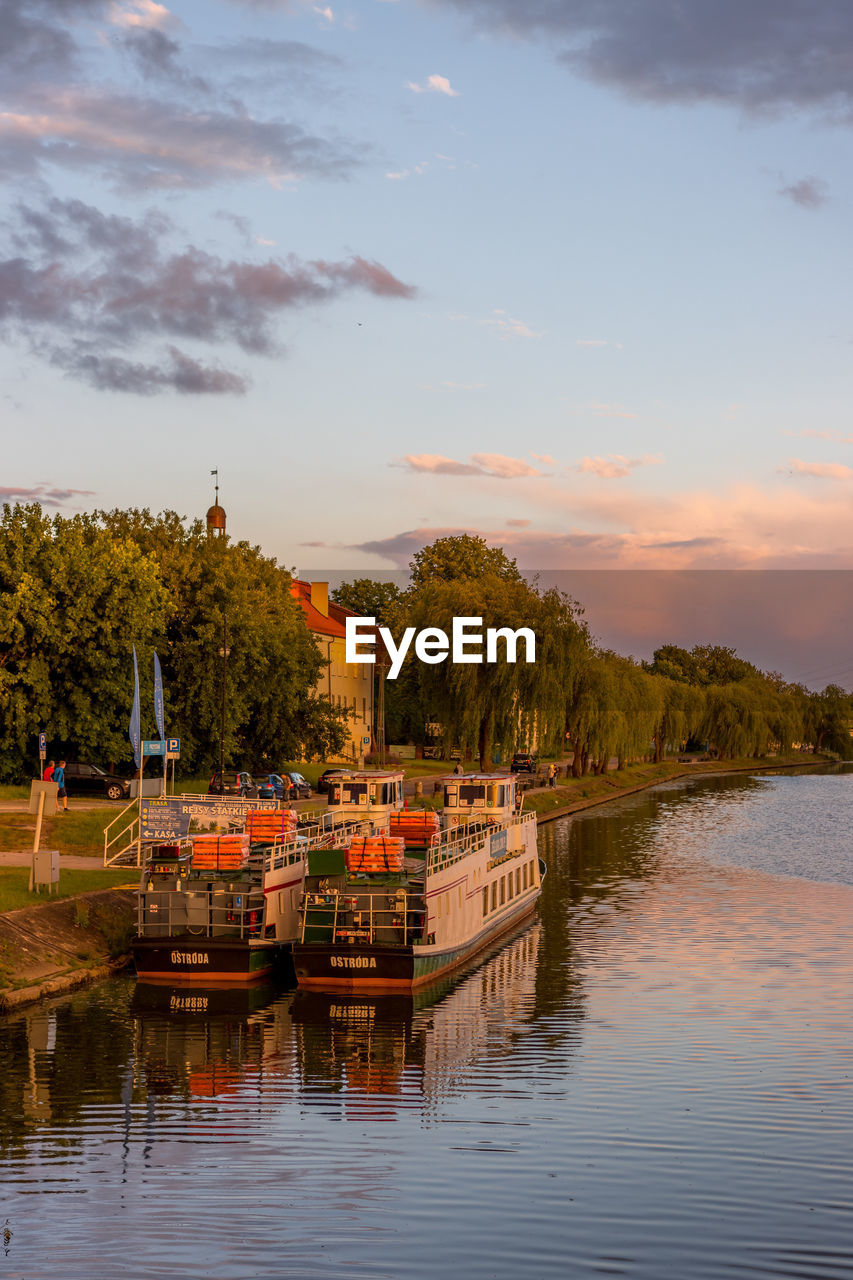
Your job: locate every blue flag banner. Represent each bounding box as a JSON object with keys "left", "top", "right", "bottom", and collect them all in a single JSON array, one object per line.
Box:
[
  {"left": 129, "top": 647, "right": 141, "bottom": 770},
  {"left": 153, "top": 652, "right": 165, "bottom": 740}
]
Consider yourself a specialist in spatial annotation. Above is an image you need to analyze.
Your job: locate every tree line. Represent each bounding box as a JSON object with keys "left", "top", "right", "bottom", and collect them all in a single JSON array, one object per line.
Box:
[
  {"left": 1, "top": 510, "right": 849, "bottom": 781},
  {"left": 333, "top": 536, "right": 853, "bottom": 772},
  {"left": 0, "top": 505, "right": 349, "bottom": 781}
]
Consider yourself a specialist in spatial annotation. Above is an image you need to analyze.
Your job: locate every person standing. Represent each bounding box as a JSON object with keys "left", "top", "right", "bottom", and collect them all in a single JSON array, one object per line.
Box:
[
  {"left": 43, "top": 759, "right": 55, "bottom": 782},
  {"left": 548, "top": 762, "right": 556, "bottom": 788},
  {"left": 54, "top": 760, "right": 68, "bottom": 812}
]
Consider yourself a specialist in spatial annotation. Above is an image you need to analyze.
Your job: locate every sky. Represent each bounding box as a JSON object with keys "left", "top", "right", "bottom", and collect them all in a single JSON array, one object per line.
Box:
[{"left": 3, "top": 1, "right": 853, "bottom": 676}]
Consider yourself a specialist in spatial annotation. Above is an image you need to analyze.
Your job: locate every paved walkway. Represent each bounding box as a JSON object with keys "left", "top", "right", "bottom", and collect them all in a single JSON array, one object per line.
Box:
[{"left": 0, "top": 851, "right": 106, "bottom": 869}]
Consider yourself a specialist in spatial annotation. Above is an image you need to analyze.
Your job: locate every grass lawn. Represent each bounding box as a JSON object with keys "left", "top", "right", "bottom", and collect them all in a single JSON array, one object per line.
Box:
[
  {"left": 0, "top": 866, "right": 135, "bottom": 913},
  {"left": 0, "top": 808, "right": 115, "bottom": 858}
]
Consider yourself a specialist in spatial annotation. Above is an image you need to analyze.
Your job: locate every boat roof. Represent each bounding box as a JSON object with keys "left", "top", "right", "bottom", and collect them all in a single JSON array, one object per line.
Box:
[
  {"left": 335, "top": 770, "right": 405, "bottom": 781},
  {"left": 442, "top": 773, "right": 512, "bottom": 782}
]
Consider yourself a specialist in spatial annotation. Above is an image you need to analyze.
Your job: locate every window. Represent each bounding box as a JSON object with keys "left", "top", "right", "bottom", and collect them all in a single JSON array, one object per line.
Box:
[
  {"left": 522, "top": 863, "right": 528, "bottom": 889},
  {"left": 491, "top": 881, "right": 497, "bottom": 912},
  {"left": 500, "top": 876, "right": 506, "bottom": 905},
  {"left": 516, "top": 868, "right": 521, "bottom": 895},
  {"left": 482, "top": 886, "right": 489, "bottom": 916}
]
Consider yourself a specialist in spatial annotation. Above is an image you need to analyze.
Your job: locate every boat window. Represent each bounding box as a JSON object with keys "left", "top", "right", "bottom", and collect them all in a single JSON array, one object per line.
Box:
[
  {"left": 482, "top": 886, "right": 489, "bottom": 916},
  {"left": 522, "top": 863, "right": 528, "bottom": 889},
  {"left": 459, "top": 784, "right": 485, "bottom": 805},
  {"left": 507, "top": 874, "right": 513, "bottom": 900},
  {"left": 342, "top": 783, "right": 368, "bottom": 804},
  {"left": 490, "top": 881, "right": 497, "bottom": 912},
  {"left": 516, "top": 868, "right": 521, "bottom": 895},
  {"left": 396, "top": 780, "right": 403, "bottom": 802},
  {"left": 500, "top": 876, "right": 506, "bottom": 905},
  {"left": 444, "top": 785, "right": 458, "bottom": 806}
]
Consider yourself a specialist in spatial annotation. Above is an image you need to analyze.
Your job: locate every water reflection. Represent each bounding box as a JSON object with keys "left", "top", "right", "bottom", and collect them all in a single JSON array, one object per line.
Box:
[{"left": 1, "top": 768, "right": 852, "bottom": 1280}]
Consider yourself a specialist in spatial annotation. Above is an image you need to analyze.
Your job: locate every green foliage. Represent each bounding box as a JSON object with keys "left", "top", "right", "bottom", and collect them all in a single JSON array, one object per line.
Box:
[
  {"left": 398, "top": 543, "right": 588, "bottom": 769},
  {"left": 409, "top": 534, "right": 523, "bottom": 591},
  {"left": 0, "top": 504, "right": 169, "bottom": 779},
  {"left": 332, "top": 578, "right": 403, "bottom": 626},
  {"left": 96, "top": 508, "right": 350, "bottom": 772}
]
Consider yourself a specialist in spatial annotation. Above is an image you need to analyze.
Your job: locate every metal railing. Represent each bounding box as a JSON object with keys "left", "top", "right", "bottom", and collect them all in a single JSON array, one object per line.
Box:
[
  {"left": 299, "top": 888, "right": 423, "bottom": 947},
  {"left": 137, "top": 885, "right": 266, "bottom": 939},
  {"left": 427, "top": 811, "right": 536, "bottom": 872},
  {"left": 104, "top": 800, "right": 140, "bottom": 867}
]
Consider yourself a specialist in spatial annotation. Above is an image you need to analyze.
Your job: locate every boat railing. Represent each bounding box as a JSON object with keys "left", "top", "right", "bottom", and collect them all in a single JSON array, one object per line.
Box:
[
  {"left": 299, "top": 888, "right": 422, "bottom": 947},
  {"left": 263, "top": 817, "right": 371, "bottom": 874},
  {"left": 427, "top": 810, "right": 536, "bottom": 872},
  {"left": 137, "top": 885, "right": 266, "bottom": 940}
]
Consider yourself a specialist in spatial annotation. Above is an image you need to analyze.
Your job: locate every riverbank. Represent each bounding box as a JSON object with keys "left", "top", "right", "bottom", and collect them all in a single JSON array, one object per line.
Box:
[
  {"left": 526, "top": 753, "right": 836, "bottom": 823},
  {"left": 0, "top": 888, "right": 135, "bottom": 1014}
]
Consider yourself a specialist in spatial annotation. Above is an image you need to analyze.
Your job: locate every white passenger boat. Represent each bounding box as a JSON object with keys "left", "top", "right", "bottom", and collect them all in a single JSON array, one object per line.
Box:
[{"left": 292, "top": 773, "right": 544, "bottom": 991}]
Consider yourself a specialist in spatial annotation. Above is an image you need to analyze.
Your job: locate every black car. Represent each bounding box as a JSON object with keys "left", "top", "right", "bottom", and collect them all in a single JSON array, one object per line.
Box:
[
  {"left": 285, "top": 771, "right": 312, "bottom": 799},
  {"left": 511, "top": 752, "right": 537, "bottom": 773},
  {"left": 317, "top": 768, "right": 348, "bottom": 794},
  {"left": 208, "top": 770, "right": 259, "bottom": 798},
  {"left": 63, "top": 762, "right": 132, "bottom": 801}
]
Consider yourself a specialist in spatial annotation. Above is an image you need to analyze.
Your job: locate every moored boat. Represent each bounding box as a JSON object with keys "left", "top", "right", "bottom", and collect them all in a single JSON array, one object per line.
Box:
[
  {"left": 132, "top": 808, "right": 369, "bottom": 984},
  {"left": 292, "top": 773, "right": 544, "bottom": 992}
]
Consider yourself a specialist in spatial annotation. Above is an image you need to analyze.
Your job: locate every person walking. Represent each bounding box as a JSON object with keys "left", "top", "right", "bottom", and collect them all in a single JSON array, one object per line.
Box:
[
  {"left": 54, "top": 760, "right": 68, "bottom": 813},
  {"left": 43, "top": 759, "right": 55, "bottom": 782}
]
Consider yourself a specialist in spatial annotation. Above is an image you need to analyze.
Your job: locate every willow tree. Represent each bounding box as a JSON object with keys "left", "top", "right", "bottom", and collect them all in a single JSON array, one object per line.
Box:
[{"left": 399, "top": 537, "right": 588, "bottom": 769}]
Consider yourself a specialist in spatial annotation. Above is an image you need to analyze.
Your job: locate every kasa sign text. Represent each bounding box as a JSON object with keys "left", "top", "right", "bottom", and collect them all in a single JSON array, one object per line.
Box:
[{"left": 345, "top": 616, "right": 536, "bottom": 680}]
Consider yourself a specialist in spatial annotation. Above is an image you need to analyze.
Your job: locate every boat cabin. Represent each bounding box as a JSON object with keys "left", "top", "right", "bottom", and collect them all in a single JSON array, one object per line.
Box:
[
  {"left": 441, "top": 774, "right": 517, "bottom": 829},
  {"left": 326, "top": 771, "right": 405, "bottom": 825}
]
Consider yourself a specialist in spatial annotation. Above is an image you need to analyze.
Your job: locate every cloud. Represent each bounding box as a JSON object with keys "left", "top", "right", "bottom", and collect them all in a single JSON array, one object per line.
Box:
[
  {"left": 484, "top": 309, "right": 542, "bottom": 339},
  {"left": 0, "top": 88, "right": 364, "bottom": 190},
  {"left": 0, "top": 484, "right": 95, "bottom": 507},
  {"left": 577, "top": 338, "right": 622, "bottom": 349},
  {"left": 785, "top": 429, "right": 853, "bottom": 443},
  {"left": 398, "top": 452, "right": 544, "bottom": 478},
  {"left": 406, "top": 74, "right": 460, "bottom": 96},
  {"left": 0, "top": 197, "right": 416, "bottom": 394},
  {"left": 778, "top": 175, "right": 828, "bottom": 208},
  {"left": 50, "top": 345, "right": 249, "bottom": 395},
  {"left": 427, "top": 0, "right": 853, "bottom": 120},
  {"left": 786, "top": 458, "right": 853, "bottom": 480},
  {"left": 590, "top": 402, "right": 637, "bottom": 419},
  {"left": 576, "top": 454, "right": 663, "bottom": 479},
  {"left": 109, "top": 1, "right": 174, "bottom": 29},
  {"left": 505, "top": 518, "right": 530, "bottom": 528}
]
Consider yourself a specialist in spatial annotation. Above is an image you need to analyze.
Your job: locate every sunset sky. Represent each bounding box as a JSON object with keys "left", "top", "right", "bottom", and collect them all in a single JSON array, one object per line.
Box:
[{"left": 4, "top": 1, "right": 853, "bottom": 597}]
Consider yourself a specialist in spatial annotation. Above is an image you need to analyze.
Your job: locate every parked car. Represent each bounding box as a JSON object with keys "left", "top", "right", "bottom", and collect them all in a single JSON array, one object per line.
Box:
[
  {"left": 317, "top": 768, "right": 348, "bottom": 794},
  {"left": 208, "top": 770, "right": 259, "bottom": 798},
  {"left": 256, "top": 773, "right": 295, "bottom": 802},
  {"left": 511, "top": 752, "right": 537, "bottom": 773},
  {"left": 285, "top": 771, "right": 312, "bottom": 799},
  {"left": 63, "top": 762, "right": 132, "bottom": 801}
]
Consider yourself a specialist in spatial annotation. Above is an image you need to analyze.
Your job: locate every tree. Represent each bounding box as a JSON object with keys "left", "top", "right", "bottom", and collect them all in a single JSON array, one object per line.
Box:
[
  {"left": 332, "top": 578, "right": 403, "bottom": 627},
  {"left": 409, "top": 534, "right": 523, "bottom": 592},
  {"left": 0, "top": 504, "right": 169, "bottom": 779},
  {"left": 399, "top": 538, "right": 588, "bottom": 769},
  {"left": 96, "top": 509, "right": 349, "bottom": 771}
]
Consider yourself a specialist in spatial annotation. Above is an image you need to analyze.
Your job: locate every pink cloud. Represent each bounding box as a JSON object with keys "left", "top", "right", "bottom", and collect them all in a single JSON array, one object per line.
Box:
[
  {"left": 787, "top": 459, "right": 853, "bottom": 479},
  {"left": 398, "top": 452, "right": 545, "bottom": 479},
  {"left": 576, "top": 454, "right": 662, "bottom": 479}
]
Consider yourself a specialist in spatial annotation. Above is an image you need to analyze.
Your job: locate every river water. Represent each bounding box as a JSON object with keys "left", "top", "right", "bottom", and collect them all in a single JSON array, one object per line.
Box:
[{"left": 1, "top": 768, "right": 852, "bottom": 1279}]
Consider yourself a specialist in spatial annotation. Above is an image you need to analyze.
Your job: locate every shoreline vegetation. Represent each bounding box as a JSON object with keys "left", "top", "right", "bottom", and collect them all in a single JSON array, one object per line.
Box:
[{"left": 0, "top": 752, "right": 835, "bottom": 1014}]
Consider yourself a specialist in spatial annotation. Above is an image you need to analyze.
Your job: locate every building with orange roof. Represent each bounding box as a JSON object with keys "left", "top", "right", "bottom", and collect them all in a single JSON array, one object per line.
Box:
[{"left": 290, "top": 580, "right": 374, "bottom": 763}]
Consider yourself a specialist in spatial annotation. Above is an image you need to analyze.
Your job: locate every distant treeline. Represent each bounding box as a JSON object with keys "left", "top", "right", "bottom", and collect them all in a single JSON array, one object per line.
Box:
[
  {"left": 332, "top": 535, "right": 853, "bottom": 772},
  {"left": 0, "top": 510, "right": 849, "bottom": 782}
]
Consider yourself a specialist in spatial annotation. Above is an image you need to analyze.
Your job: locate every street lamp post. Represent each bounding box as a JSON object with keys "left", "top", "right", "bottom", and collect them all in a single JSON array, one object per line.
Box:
[{"left": 219, "top": 613, "right": 230, "bottom": 789}]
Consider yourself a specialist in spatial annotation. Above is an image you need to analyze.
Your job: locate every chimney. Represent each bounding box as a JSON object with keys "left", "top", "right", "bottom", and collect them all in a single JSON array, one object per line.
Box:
[{"left": 310, "top": 581, "right": 329, "bottom": 616}]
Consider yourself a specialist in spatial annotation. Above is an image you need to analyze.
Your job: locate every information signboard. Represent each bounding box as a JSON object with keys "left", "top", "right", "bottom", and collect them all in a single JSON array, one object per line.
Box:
[{"left": 140, "top": 798, "right": 192, "bottom": 841}]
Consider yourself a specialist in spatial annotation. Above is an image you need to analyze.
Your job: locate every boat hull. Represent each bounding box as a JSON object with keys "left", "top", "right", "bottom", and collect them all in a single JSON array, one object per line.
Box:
[
  {"left": 294, "top": 893, "right": 538, "bottom": 992},
  {"left": 132, "top": 934, "right": 291, "bottom": 985}
]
